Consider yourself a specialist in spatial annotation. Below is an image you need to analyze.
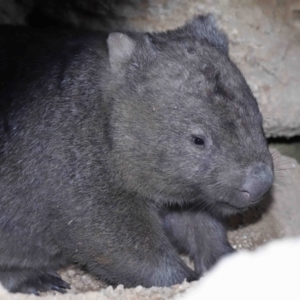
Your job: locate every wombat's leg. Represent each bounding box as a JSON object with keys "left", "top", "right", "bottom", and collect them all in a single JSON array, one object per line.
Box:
[
  {"left": 163, "top": 210, "right": 234, "bottom": 275},
  {"left": 0, "top": 269, "right": 70, "bottom": 294},
  {"left": 66, "top": 202, "right": 198, "bottom": 287}
]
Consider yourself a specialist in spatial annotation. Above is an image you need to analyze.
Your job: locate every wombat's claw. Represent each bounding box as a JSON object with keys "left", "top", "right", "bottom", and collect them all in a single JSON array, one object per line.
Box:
[
  {"left": 46, "top": 275, "right": 71, "bottom": 293},
  {"left": 18, "top": 272, "right": 70, "bottom": 294}
]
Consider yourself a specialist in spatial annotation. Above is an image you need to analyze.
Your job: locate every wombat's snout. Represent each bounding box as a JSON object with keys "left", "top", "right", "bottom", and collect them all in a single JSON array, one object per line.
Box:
[{"left": 240, "top": 163, "right": 273, "bottom": 203}]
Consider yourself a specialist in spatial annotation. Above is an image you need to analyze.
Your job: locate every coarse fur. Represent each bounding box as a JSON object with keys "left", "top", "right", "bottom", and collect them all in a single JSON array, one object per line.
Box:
[{"left": 0, "top": 15, "right": 273, "bottom": 294}]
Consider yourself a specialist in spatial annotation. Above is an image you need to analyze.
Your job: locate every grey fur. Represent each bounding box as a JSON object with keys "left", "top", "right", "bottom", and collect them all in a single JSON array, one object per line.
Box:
[{"left": 0, "top": 15, "right": 273, "bottom": 294}]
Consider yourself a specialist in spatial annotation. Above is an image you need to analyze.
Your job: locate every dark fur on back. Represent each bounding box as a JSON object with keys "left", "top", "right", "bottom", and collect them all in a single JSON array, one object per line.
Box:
[{"left": 0, "top": 15, "right": 273, "bottom": 294}]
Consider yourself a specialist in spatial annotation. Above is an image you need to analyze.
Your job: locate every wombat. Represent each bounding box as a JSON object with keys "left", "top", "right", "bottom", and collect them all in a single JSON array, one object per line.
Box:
[{"left": 0, "top": 14, "right": 273, "bottom": 294}]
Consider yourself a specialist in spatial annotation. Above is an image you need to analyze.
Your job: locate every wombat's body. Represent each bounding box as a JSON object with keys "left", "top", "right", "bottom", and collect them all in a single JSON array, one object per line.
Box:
[{"left": 0, "top": 15, "right": 273, "bottom": 294}]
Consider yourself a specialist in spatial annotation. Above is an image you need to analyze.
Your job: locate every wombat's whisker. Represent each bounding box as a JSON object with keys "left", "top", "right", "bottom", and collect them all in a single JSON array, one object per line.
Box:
[
  {"left": 271, "top": 183, "right": 287, "bottom": 193},
  {"left": 273, "top": 177, "right": 289, "bottom": 187}
]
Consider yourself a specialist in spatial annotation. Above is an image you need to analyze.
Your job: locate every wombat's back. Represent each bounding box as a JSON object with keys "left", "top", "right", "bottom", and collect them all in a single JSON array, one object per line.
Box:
[{"left": 0, "top": 26, "right": 112, "bottom": 260}]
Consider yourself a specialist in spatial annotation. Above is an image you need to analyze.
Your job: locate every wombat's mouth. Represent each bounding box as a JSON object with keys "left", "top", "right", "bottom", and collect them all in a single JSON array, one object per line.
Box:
[{"left": 217, "top": 201, "right": 251, "bottom": 214}]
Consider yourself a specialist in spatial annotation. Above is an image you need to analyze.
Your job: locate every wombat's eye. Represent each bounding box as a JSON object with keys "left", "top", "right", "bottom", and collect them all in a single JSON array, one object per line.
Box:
[{"left": 192, "top": 135, "right": 205, "bottom": 148}]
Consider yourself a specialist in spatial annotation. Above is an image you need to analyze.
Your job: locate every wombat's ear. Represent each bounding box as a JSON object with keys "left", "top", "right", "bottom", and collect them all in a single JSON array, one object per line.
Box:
[
  {"left": 186, "top": 14, "right": 229, "bottom": 55},
  {"left": 107, "top": 32, "right": 135, "bottom": 72}
]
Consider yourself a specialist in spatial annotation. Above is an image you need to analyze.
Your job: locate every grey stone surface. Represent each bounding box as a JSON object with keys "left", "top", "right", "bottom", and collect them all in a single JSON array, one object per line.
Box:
[{"left": 267, "top": 151, "right": 300, "bottom": 236}]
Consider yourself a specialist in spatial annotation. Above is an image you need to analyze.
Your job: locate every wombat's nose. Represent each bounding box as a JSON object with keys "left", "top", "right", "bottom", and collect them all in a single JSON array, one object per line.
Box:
[{"left": 240, "top": 163, "right": 273, "bottom": 202}]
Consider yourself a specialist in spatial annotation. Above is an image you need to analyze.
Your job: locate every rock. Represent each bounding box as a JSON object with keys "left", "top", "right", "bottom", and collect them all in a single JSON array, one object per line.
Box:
[{"left": 267, "top": 151, "right": 300, "bottom": 236}]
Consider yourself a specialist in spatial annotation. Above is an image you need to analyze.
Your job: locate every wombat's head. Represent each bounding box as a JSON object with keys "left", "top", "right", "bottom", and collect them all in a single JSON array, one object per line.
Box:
[{"left": 106, "top": 15, "right": 273, "bottom": 216}]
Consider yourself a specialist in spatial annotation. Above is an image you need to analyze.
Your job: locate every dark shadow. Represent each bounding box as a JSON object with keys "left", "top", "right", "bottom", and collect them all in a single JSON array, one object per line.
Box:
[
  {"left": 25, "top": 0, "right": 141, "bottom": 30},
  {"left": 268, "top": 136, "right": 300, "bottom": 144},
  {"left": 26, "top": 6, "right": 73, "bottom": 29}
]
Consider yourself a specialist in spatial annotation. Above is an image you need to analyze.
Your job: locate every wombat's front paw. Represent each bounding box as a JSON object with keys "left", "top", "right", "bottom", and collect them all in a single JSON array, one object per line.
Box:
[
  {"left": 12, "top": 271, "right": 70, "bottom": 295},
  {"left": 194, "top": 244, "right": 234, "bottom": 275}
]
